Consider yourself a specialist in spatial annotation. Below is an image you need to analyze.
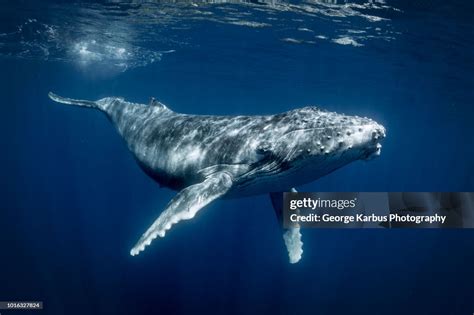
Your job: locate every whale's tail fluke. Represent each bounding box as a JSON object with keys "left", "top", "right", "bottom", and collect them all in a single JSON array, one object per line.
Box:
[{"left": 48, "top": 92, "right": 98, "bottom": 109}]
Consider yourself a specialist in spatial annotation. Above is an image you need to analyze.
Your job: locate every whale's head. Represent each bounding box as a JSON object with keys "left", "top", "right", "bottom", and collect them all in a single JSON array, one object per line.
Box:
[{"left": 275, "top": 107, "right": 386, "bottom": 179}]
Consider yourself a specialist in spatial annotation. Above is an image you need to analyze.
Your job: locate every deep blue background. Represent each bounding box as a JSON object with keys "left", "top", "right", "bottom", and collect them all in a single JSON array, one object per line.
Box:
[{"left": 1, "top": 1, "right": 473, "bottom": 314}]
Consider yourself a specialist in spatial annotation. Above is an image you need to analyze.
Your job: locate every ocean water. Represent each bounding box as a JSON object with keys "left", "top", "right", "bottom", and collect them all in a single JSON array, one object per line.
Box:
[{"left": 0, "top": 1, "right": 473, "bottom": 314}]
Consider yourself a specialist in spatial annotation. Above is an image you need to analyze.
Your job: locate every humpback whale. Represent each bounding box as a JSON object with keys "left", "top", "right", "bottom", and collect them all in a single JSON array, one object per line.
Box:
[{"left": 48, "top": 92, "right": 386, "bottom": 263}]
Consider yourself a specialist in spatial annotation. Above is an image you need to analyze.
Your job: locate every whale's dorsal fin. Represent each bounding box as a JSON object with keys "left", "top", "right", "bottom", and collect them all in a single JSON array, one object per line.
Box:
[
  {"left": 130, "top": 171, "right": 233, "bottom": 256},
  {"left": 149, "top": 97, "right": 170, "bottom": 110}
]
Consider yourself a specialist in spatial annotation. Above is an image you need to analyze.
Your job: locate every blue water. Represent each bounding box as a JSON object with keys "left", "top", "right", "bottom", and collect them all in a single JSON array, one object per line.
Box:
[{"left": 1, "top": 1, "right": 473, "bottom": 314}]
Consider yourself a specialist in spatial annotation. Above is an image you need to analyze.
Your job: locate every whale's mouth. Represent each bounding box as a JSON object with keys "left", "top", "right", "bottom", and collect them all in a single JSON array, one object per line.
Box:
[
  {"left": 364, "top": 143, "right": 383, "bottom": 160},
  {"left": 362, "top": 126, "right": 386, "bottom": 161}
]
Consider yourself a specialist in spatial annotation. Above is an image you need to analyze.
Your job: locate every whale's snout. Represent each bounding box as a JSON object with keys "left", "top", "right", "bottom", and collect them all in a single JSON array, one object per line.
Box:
[
  {"left": 327, "top": 113, "right": 386, "bottom": 162},
  {"left": 361, "top": 122, "right": 386, "bottom": 160},
  {"left": 284, "top": 108, "right": 386, "bottom": 165}
]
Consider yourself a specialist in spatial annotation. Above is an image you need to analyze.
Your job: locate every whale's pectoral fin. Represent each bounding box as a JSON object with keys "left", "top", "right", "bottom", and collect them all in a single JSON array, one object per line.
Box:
[
  {"left": 130, "top": 172, "right": 233, "bottom": 256},
  {"left": 270, "top": 188, "right": 303, "bottom": 264}
]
